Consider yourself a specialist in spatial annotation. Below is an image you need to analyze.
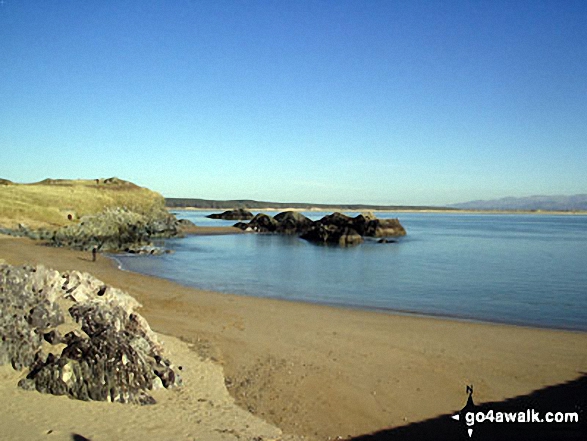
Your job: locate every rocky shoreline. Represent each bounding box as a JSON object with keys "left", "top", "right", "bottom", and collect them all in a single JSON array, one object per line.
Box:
[
  {"left": 0, "top": 177, "right": 198, "bottom": 255},
  {"left": 0, "top": 207, "right": 195, "bottom": 254},
  {"left": 0, "top": 262, "right": 182, "bottom": 405}
]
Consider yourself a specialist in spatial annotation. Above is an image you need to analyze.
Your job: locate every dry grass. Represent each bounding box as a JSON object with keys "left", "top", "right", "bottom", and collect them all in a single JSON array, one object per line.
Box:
[{"left": 0, "top": 178, "right": 166, "bottom": 229}]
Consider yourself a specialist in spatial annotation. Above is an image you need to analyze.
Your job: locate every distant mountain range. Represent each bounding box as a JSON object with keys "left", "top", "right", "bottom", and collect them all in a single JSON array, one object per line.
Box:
[{"left": 450, "top": 195, "right": 587, "bottom": 211}]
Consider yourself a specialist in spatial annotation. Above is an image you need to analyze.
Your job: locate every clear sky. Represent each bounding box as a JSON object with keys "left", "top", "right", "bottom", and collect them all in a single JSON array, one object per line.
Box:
[{"left": 1, "top": 1, "right": 586, "bottom": 205}]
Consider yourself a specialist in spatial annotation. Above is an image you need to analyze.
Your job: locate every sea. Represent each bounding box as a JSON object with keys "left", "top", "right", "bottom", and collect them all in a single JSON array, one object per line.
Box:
[{"left": 114, "top": 210, "right": 587, "bottom": 332}]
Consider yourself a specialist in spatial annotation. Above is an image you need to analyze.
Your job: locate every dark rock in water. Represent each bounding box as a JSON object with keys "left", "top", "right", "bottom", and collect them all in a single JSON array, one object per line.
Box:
[
  {"left": 207, "top": 208, "right": 254, "bottom": 220},
  {"left": 300, "top": 224, "right": 364, "bottom": 246},
  {"left": 351, "top": 214, "right": 407, "bottom": 238},
  {"left": 123, "top": 244, "right": 169, "bottom": 255},
  {"left": 176, "top": 218, "right": 196, "bottom": 228},
  {"left": 317, "top": 212, "right": 354, "bottom": 228},
  {"left": 300, "top": 211, "right": 405, "bottom": 245},
  {"left": 273, "top": 211, "right": 313, "bottom": 234},
  {"left": 234, "top": 213, "right": 279, "bottom": 233},
  {"left": 369, "top": 218, "right": 406, "bottom": 238},
  {"left": 312, "top": 212, "right": 406, "bottom": 238},
  {"left": 377, "top": 238, "right": 398, "bottom": 244},
  {"left": 232, "top": 221, "right": 248, "bottom": 230},
  {"left": 234, "top": 211, "right": 312, "bottom": 235},
  {"left": 0, "top": 263, "right": 182, "bottom": 405},
  {"left": 233, "top": 210, "right": 406, "bottom": 246}
]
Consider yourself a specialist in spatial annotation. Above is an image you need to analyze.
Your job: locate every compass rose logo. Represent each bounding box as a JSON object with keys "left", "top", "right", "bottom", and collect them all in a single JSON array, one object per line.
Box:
[{"left": 452, "top": 385, "right": 476, "bottom": 438}]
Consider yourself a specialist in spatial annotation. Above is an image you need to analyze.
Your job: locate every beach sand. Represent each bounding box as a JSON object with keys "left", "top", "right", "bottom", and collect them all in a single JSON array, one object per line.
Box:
[
  {"left": 1, "top": 235, "right": 586, "bottom": 440},
  {"left": 178, "top": 225, "right": 245, "bottom": 235}
]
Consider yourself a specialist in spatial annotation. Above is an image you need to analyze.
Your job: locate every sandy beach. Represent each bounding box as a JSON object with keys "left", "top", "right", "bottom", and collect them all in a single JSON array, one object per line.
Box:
[{"left": 1, "top": 234, "right": 586, "bottom": 440}]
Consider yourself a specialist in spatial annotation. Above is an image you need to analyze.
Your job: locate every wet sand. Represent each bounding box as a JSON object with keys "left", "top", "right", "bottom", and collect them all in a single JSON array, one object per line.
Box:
[
  {"left": 1, "top": 235, "right": 586, "bottom": 440},
  {"left": 180, "top": 225, "right": 245, "bottom": 235}
]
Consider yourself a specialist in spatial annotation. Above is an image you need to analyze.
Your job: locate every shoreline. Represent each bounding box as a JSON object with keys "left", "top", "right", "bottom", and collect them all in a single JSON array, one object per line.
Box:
[
  {"left": 292, "top": 299, "right": 587, "bottom": 335},
  {"left": 169, "top": 206, "right": 587, "bottom": 216},
  {"left": 114, "top": 231, "right": 587, "bottom": 334},
  {"left": 2, "top": 235, "right": 587, "bottom": 439},
  {"left": 112, "top": 252, "right": 587, "bottom": 334}
]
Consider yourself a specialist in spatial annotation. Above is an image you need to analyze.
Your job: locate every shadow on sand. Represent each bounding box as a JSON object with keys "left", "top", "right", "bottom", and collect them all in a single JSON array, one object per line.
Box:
[{"left": 350, "top": 373, "right": 587, "bottom": 441}]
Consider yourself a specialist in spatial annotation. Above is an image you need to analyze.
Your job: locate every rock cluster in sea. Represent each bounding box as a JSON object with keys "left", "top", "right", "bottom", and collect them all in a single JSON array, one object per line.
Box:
[
  {"left": 206, "top": 208, "right": 254, "bottom": 220},
  {"left": 233, "top": 211, "right": 406, "bottom": 246},
  {"left": 0, "top": 263, "right": 182, "bottom": 404}
]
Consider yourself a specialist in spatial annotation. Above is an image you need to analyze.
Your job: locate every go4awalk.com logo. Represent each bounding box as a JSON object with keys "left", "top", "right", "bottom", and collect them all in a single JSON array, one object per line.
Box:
[{"left": 451, "top": 385, "right": 583, "bottom": 439}]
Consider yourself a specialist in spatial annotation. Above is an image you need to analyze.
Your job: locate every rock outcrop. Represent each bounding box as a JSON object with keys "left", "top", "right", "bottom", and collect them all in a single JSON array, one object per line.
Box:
[
  {"left": 235, "top": 213, "right": 279, "bottom": 233},
  {"left": 346, "top": 213, "right": 406, "bottom": 238},
  {"left": 234, "top": 210, "right": 406, "bottom": 246},
  {"left": 50, "top": 207, "right": 184, "bottom": 253},
  {"left": 0, "top": 177, "right": 196, "bottom": 253},
  {"left": 206, "top": 208, "right": 254, "bottom": 220},
  {"left": 0, "top": 223, "right": 54, "bottom": 241},
  {"left": 273, "top": 211, "right": 314, "bottom": 234},
  {"left": 176, "top": 218, "right": 196, "bottom": 229},
  {"left": 0, "top": 263, "right": 181, "bottom": 404},
  {"left": 233, "top": 211, "right": 313, "bottom": 235},
  {"left": 299, "top": 224, "right": 364, "bottom": 246},
  {"left": 301, "top": 212, "right": 406, "bottom": 245},
  {"left": 0, "top": 209, "right": 194, "bottom": 254}
]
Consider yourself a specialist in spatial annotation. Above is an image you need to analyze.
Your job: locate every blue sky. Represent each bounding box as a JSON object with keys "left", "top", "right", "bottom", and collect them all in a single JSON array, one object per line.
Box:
[{"left": 1, "top": 1, "right": 586, "bottom": 205}]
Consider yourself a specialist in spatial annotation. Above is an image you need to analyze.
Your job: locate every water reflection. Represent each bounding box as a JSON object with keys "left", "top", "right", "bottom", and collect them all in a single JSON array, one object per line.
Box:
[{"left": 116, "top": 211, "right": 587, "bottom": 331}]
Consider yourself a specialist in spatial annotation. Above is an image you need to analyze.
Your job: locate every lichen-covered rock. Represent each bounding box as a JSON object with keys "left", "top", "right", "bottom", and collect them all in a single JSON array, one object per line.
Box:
[
  {"left": 1, "top": 207, "right": 187, "bottom": 253},
  {"left": 0, "top": 263, "right": 181, "bottom": 405},
  {"left": 0, "top": 224, "right": 53, "bottom": 241},
  {"left": 0, "top": 264, "right": 64, "bottom": 370},
  {"left": 50, "top": 207, "right": 181, "bottom": 252}
]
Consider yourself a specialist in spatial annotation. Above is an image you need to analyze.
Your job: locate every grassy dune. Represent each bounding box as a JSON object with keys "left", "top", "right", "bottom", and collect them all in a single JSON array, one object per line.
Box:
[{"left": 0, "top": 178, "right": 167, "bottom": 229}]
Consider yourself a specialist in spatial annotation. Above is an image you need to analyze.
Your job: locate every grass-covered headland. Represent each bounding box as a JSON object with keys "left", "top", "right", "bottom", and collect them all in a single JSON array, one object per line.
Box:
[{"left": 0, "top": 178, "right": 191, "bottom": 253}]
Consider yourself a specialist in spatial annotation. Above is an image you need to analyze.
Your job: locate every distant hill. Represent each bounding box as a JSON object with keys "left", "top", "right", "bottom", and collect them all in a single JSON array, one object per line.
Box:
[
  {"left": 450, "top": 195, "right": 587, "bottom": 212},
  {"left": 165, "top": 197, "right": 453, "bottom": 212}
]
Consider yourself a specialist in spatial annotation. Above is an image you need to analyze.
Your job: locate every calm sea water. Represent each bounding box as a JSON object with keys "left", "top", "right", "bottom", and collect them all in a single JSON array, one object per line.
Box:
[{"left": 115, "top": 211, "right": 587, "bottom": 331}]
